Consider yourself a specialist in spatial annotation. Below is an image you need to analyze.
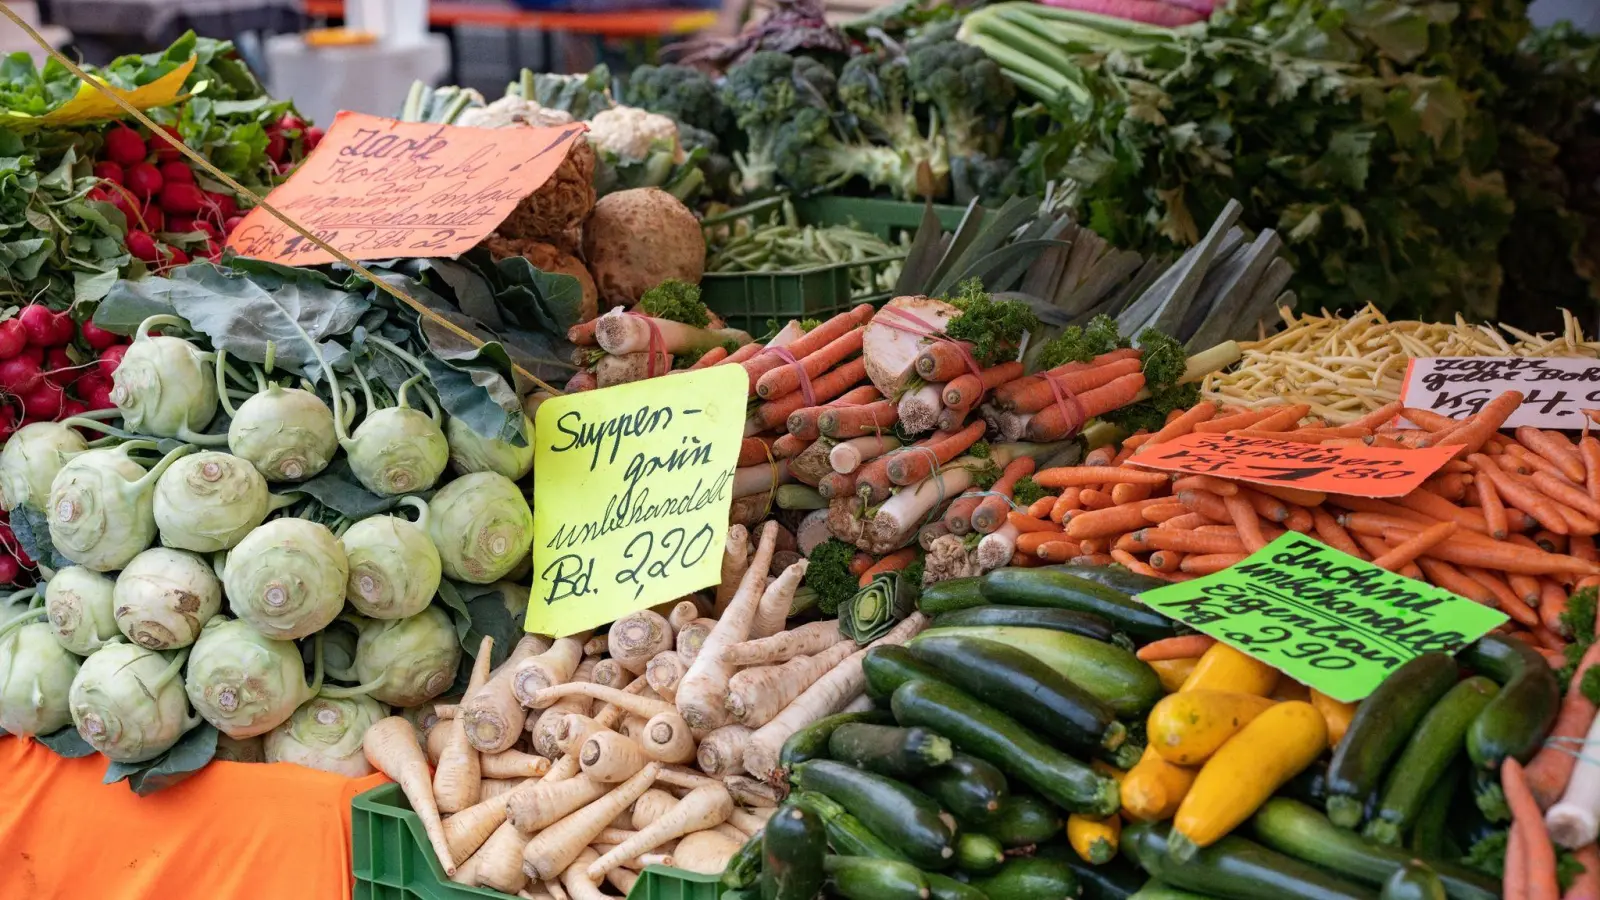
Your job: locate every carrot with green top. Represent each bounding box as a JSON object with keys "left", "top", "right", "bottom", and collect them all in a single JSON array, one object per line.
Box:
[{"left": 1026, "top": 373, "right": 1147, "bottom": 441}]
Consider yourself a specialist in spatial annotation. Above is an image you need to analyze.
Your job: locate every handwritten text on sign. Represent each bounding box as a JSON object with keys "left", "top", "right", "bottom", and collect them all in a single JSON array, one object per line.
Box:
[
  {"left": 1400, "top": 356, "right": 1600, "bottom": 430},
  {"left": 1128, "top": 432, "right": 1455, "bottom": 497},
  {"left": 525, "top": 366, "right": 745, "bottom": 637},
  {"left": 226, "top": 111, "right": 585, "bottom": 267},
  {"left": 1138, "top": 534, "right": 1507, "bottom": 702}
]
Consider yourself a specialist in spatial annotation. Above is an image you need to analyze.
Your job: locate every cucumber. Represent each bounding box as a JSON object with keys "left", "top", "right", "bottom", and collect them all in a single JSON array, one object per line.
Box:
[
  {"left": 1460, "top": 634, "right": 1562, "bottom": 768},
  {"left": 791, "top": 760, "right": 958, "bottom": 870},
  {"left": 892, "top": 679, "right": 1121, "bottom": 816},
  {"left": 1123, "top": 821, "right": 1373, "bottom": 900},
  {"left": 828, "top": 723, "right": 953, "bottom": 779},
  {"left": 778, "top": 709, "right": 892, "bottom": 773},
  {"left": 981, "top": 566, "right": 1177, "bottom": 640},
  {"left": 970, "top": 857, "right": 1081, "bottom": 900},
  {"left": 1067, "top": 855, "right": 1146, "bottom": 900},
  {"left": 1248, "top": 798, "right": 1498, "bottom": 900},
  {"left": 932, "top": 604, "right": 1129, "bottom": 647},
  {"left": 864, "top": 646, "right": 949, "bottom": 701},
  {"left": 722, "top": 830, "right": 764, "bottom": 889},
  {"left": 988, "top": 792, "right": 1065, "bottom": 849},
  {"left": 1325, "top": 652, "right": 1459, "bottom": 828},
  {"left": 1366, "top": 676, "right": 1499, "bottom": 846},
  {"left": 920, "top": 753, "right": 1009, "bottom": 824},
  {"left": 1053, "top": 563, "right": 1172, "bottom": 595},
  {"left": 1129, "top": 883, "right": 1222, "bottom": 900},
  {"left": 1382, "top": 862, "right": 1447, "bottom": 900},
  {"left": 919, "top": 577, "right": 986, "bottom": 615},
  {"left": 761, "top": 803, "right": 827, "bottom": 900},
  {"left": 791, "top": 791, "right": 910, "bottom": 863},
  {"left": 954, "top": 832, "right": 1005, "bottom": 873},
  {"left": 927, "top": 872, "right": 988, "bottom": 900},
  {"left": 912, "top": 625, "right": 1162, "bottom": 716},
  {"left": 908, "top": 633, "right": 1128, "bottom": 760},
  {"left": 824, "top": 856, "right": 929, "bottom": 900}
]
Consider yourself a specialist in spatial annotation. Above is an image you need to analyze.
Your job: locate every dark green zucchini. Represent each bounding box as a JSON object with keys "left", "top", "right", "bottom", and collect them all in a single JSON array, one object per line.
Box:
[
  {"left": 1278, "top": 758, "right": 1330, "bottom": 809},
  {"left": 988, "top": 792, "right": 1065, "bottom": 850},
  {"left": 777, "top": 709, "right": 892, "bottom": 773},
  {"left": 919, "top": 577, "right": 986, "bottom": 615},
  {"left": 1325, "top": 652, "right": 1459, "bottom": 828},
  {"left": 791, "top": 760, "right": 957, "bottom": 870},
  {"left": 892, "top": 678, "right": 1119, "bottom": 816},
  {"left": 919, "top": 753, "right": 1009, "bottom": 824},
  {"left": 1382, "top": 862, "right": 1447, "bottom": 900},
  {"left": 1365, "top": 676, "right": 1499, "bottom": 846},
  {"left": 823, "top": 856, "right": 929, "bottom": 900},
  {"left": 1066, "top": 856, "right": 1146, "bottom": 900},
  {"left": 1247, "top": 798, "right": 1498, "bottom": 900},
  {"left": 1051, "top": 563, "right": 1172, "bottom": 596},
  {"left": 829, "top": 723, "right": 953, "bottom": 779},
  {"left": 761, "top": 803, "right": 827, "bottom": 900},
  {"left": 790, "top": 791, "right": 909, "bottom": 863},
  {"left": 908, "top": 633, "right": 1128, "bottom": 760},
  {"left": 864, "top": 646, "right": 949, "bottom": 701},
  {"left": 970, "top": 857, "right": 1081, "bottom": 900},
  {"left": 1460, "top": 634, "right": 1562, "bottom": 768},
  {"left": 980, "top": 566, "right": 1177, "bottom": 640},
  {"left": 721, "top": 890, "right": 758, "bottom": 900},
  {"left": 932, "top": 604, "right": 1128, "bottom": 647},
  {"left": 1409, "top": 762, "right": 1460, "bottom": 859},
  {"left": 1124, "top": 821, "right": 1373, "bottom": 900},
  {"left": 721, "top": 830, "right": 764, "bottom": 889},
  {"left": 926, "top": 872, "right": 988, "bottom": 900},
  {"left": 1129, "top": 884, "right": 1222, "bottom": 899},
  {"left": 911, "top": 625, "right": 1161, "bottom": 717},
  {"left": 954, "top": 832, "right": 1005, "bottom": 873}
]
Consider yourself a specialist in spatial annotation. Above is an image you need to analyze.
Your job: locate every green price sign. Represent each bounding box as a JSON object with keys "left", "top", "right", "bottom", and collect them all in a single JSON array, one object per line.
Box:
[{"left": 1136, "top": 533, "right": 1509, "bottom": 702}]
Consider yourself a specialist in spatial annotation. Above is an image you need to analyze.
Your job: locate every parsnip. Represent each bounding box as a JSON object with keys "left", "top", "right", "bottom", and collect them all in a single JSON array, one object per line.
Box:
[
  {"left": 632, "top": 789, "right": 678, "bottom": 831},
  {"left": 461, "top": 635, "right": 550, "bottom": 753},
  {"left": 581, "top": 730, "right": 650, "bottom": 782},
  {"left": 533, "top": 697, "right": 592, "bottom": 759},
  {"left": 588, "top": 659, "right": 630, "bottom": 690},
  {"left": 715, "top": 525, "right": 751, "bottom": 615},
  {"left": 675, "top": 618, "right": 716, "bottom": 663},
  {"left": 507, "top": 775, "right": 608, "bottom": 833},
  {"left": 559, "top": 849, "right": 608, "bottom": 900},
  {"left": 748, "top": 559, "right": 808, "bottom": 640},
  {"left": 481, "top": 749, "right": 550, "bottom": 779},
  {"left": 730, "top": 808, "right": 773, "bottom": 834},
  {"left": 725, "top": 639, "right": 858, "bottom": 727},
  {"left": 723, "top": 775, "right": 782, "bottom": 807},
  {"left": 434, "top": 636, "right": 494, "bottom": 813},
  {"left": 365, "top": 717, "right": 456, "bottom": 875},
  {"left": 696, "top": 724, "right": 753, "bottom": 777},
  {"left": 443, "top": 795, "right": 509, "bottom": 865},
  {"left": 587, "top": 784, "right": 733, "bottom": 878},
  {"left": 723, "top": 620, "right": 846, "bottom": 667},
  {"left": 609, "top": 610, "right": 673, "bottom": 674},
  {"left": 676, "top": 521, "right": 780, "bottom": 730},
  {"left": 640, "top": 712, "right": 697, "bottom": 764},
  {"left": 523, "top": 763, "right": 661, "bottom": 881},
  {"left": 644, "top": 651, "right": 688, "bottom": 702},
  {"left": 667, "top": 600, "right": 700, "bottom": 635},
  {"left": 672, "top": 830, "right": 743, "bottom": 875},
  {"left": 533, "top": 682, "right": 675, "bottom": 719},
  {"left": 512, "top": 636, "right": 588, "bottom": 706}
]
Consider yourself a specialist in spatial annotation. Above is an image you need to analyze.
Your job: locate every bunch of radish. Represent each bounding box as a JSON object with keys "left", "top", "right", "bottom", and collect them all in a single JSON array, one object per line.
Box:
[{"left": 0, "top": 305, "right": 126, "bottom": 437}]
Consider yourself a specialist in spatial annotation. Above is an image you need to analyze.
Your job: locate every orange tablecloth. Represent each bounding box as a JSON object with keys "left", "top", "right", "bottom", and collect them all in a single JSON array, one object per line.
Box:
[{"left": 0, "top": 736, "right": 387, "bottom": 900}]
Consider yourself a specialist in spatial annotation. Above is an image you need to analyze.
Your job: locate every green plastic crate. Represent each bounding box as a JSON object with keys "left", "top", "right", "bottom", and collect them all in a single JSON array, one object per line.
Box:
[{"left": 352, "top": 783, "right": 721, "bottom": 900}]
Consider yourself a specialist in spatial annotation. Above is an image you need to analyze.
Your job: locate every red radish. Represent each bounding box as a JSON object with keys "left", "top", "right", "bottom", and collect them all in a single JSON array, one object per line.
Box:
[
  {"left": 152, "top": 125, "right": 185, "bottom": 163},
  {"left": 79, "top": 320, "right": 118, "bottom": 351},
  {"left": 223, "top": 215, "right": 245, "bottom": 234},
  {"left": 139, "top": 204, "right": 165, "bottom": 235},
  {"left": 207, "top": 193, "right": 238, "bottom": 220},
  {"left": 1, "top": 356, "right": 44, "bottom": 395},
  {"left": 59, "top": 400, "right": 86, "bottom": 420},
  {"left": 18, "top": 306, "right": 61, "bottom": 347},
  {"left": 304, "top": 127, "right": 325, "bottom": 151},
  {"left": 199, "top": 239, "right": 223, "bottom": 262},
  {"left": 0, "top": 320, "right": 25, "bottom": 360},
  {"left": 160, "top": 161, "right": 194, "bottom": 184},
  {"left": 77, "top": 374, "right": 115, "bottom": 410},
  {"left": 43, "top": 348, "right": 75, "bottom": 387},
  {"left": 17, "top": 346, "right": 41, "bottom": 366},
  {"left": 97, "top": 344, "right": 127, "bottom": 378},
  {"left": 159, "top": 182, "right": 205, "bottom": 215},
  {"left": 45, "top": 312, "right": 74, "bottom": 348},
  {"left": 266, "top": 132, "right": 287, "bottom": 161},
  {"left": 126, "top": 230, "right": 162, "bottom": 264},
  {"left": 86, "top": 187, "right": 112, "bottom": 204},
  {"left": 278, "top": 114, "right": 306, "bottom": 133},
  {"left": 125, "top": 162, "right": 163, "bottom": 200},
  {"left": 11, "top": 541, "right": 31, "bottom": 569},
  {"left": 105, "top": 126, "right": 147, "bottom": 165},
  {"left": 104, "top": 187, "right": 139, "bottom": 223},
  {"left": 161, "top": 246, "right": 191, "bottom": 269},
  {"left": 21, "top": 382, "right": 64, "bottom": 419},
  {"left": 94, "top": 161, "right": 124, "bottom": 183},
  {"left": 0, "top": 555, "right": 21, "bottom": 585}
]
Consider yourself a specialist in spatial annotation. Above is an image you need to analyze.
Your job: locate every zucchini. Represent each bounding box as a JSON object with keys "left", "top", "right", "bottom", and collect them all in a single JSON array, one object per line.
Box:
[
  {"left": 1129, "top": 884, "right": 1222, "bottom": 900},
  {"left": 1053, "top": 562, "right": 1172, "bottom": 595},
  {"left": 761, "top": 803, "right": 827, "bottom": 900},
  {"left": 920, "top": 753, "right": 1009, "bottom": 824},
  {"left": 919, "top": 577, "right": 986, "bottom": 615},
  {"left": 777, "top": 709, "right": 892, "bottom": 773},
  {"left": 912, "top": 625, "right": 1162, "bottom": 716},
  {"left": 1123, "top": 821, "right": 1373, "bottom": 900},
  {"left": 927, "top": 872, "right": 988, "bottom": 900},
  {"left": 981, "top": 566, "right": 1177, "bottom": 640},
  {"left": 1382, "top": 862, "right": 1447, "bottom": 900},
  {"left": 828, "top": 723, "right": 953, "bottom": 779},
  {"left": 791, "top": 760, "right": 957, "bottom": 870},
  {"left": 791, "top": 791, "right": 910, "bottom": 863},
  {"left": 823, "top": 856, "right": 929, "bottom": 900},
  {"left": 988, "top": 792, "right": 1065, "bottom": 849},
  {"left": 864, "top": 646, "right": 949, "bottom": 701},
  {"left": 954, "top": 832, "right": 1005, "bottom": 873},
  {"left": 1460, "top": 634, "right": 1562, "bottom": 768},
  {"left": 909, "top": 633, "right": 1128, "bottom": 758},
  {"left": 1248, "top": 798, "right": 1499, "bottom": 900},
  {"left": 970, "top": 857, "right": 1081, "bottom": 900},
  {"left": 1366, "top": 676, "right": 1499, "bottom": 846},
  {"left": 1409, "top": 763, "right": 1461, "bottom": 859},
  {"left": 722, "top": 830, "right": 764, "bottom": 889},
  {"left": 1278, "top": 758, "right": 1329, "bottom": 808},
  {"left": 892, "top": 678, "right": 1120, "bottom": 815},
  {"left": 932, "top": 604, "right": 1130, "bottom": 648},
  {"left": 1325, "top": 652, "right": 1459, "bottom": 828},
  {"left": 1066, "top": 855, "right": 1146, "bottom": 900}
]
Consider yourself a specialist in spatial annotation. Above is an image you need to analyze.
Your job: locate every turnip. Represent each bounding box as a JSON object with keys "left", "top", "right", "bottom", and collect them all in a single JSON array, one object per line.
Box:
[
  {"left": 152, "top": 451, "right": 276, "bottom": 552},
  {"left": 69, "top": 641, "right": 199, "bottom": 763},
  {"left": 104, "top": 126, "right": 146, "bottom": 165},
  {"left": 0, "top": 611, "right": 80, "bottom": 737},
  {"left": 0, "top": 319, "right": 25, "bottom": 359},
  {"left": 226, "top": 383, "right": 338, "bottom": 482},
  {"left": 340, "top": 496, "right": 441, "bottom": 619},
  {"left": 47, "top": 442, "right": 191, "bottom": 572},
  {"left": 0, "top": 420, "right": 88, "bottom": 511},
  {"left": 79, "top": 320, "right": 118, "bottom": 352},
  {"left": 445, "top": 413, "right": 533, "bottom": 480},
  {"left": 344, "top": 375, "right": 448, "bottom": 497},
  {"left": 264, "top": 693, "right": 384, "bottom": 776},
  {"left": 323, "top": 607, "right": 460, "bottom": 707},
  {"left": 111, "top": 315, "right": 219, "bottom": 441},
  {"left": 113, "top": 547, "right": 222, "bottom": 650},
  {"left": 220, "top": 518, "right": 347, "bottom": 640},
  {"left": 44, "top": 566, "right": 119, "bottom": 654},
  {"left": 185, "top": 616, "right": 320, "bottom": 738},
  {"left": 93, "top": 161, "right": 124, "bottom": 184},
  {"left": 427, "top": 472, "right": 533, "bottom": 584}
]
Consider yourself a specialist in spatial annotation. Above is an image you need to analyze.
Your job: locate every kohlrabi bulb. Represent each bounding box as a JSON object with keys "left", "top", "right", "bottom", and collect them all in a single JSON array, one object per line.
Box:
[
  {"left": 346, "top": 406, "right": 449, "bottom": 497},
  {"left": 263, "top": 693, "right": 385, "bottom": 777},
  {"left": 184, "top": 616, "right": 316, "bottom": 739},
  {"left": 0, "top": 421, "right": 87, "bottom": 512},
  {"left": 112, "top": 547, "right": 222, "bottom": 650},
  {"left": 69, "top": 642, "right": 198, "bottom": 763},
  {"left": 446, "top": 414, "right": 534, "bottom": 480},
  {"left": 111, "top": 317, "right": 218, "bottom": 440},
  {"left": 333, "top": 608, "right": 460, "bottom": 707},
  {"left": 153, "top": 451, "right": 271, "bottom": 552},
  {"left": 228, "top": 385, "right": 338, "bottom": 483},
  {"left": 427, "top": 472, "right": 533, "bottom": 584},
  {"left": 47, "top": 444, "right": 189, "bottom": 572},
  {"left": 0, "top": 620, "right": 81, "bottom": 736},
  {"left": 44, "top": 566, "right": 120, "bottom": 655},
  {"left": 223, "top": 519, "right": 347, "bottom": 640},
  {"left": 341, "top": 497, "right": 441, "bottom": 620}
]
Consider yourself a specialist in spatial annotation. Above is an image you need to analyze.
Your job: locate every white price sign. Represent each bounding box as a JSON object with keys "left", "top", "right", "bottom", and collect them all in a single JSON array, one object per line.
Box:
[{"left": 1400, "top": 357, "right": 1600, "bottom": 430}]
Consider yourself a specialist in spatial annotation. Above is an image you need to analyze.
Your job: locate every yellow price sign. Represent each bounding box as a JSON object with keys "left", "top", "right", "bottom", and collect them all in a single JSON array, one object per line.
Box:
[
  {"left": 0, "top": 57, "right": 196, "bottom": 129},
  {"left": 526, "top": 365, "right": 746, "bottom": 637}
]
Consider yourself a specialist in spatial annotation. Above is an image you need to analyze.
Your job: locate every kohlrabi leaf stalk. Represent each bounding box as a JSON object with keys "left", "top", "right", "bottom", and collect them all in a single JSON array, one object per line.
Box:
[{"left": 47, "top": 442, "right": 193, "bottom": 572}]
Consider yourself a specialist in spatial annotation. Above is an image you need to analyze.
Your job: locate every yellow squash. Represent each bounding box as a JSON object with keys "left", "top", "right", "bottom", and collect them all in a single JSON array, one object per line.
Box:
[
  {"left": 1067, "top": 813, "right": 1120, "bottom": 865},
  {"left": 1181, "top": 643, "right": 1281, "bottom": 695},
  {"left": 1171, "top": 701, "right": 1329, "bottom": 858},
  {"left": 1270, "top": 679, "right": 1311, "bottom": 704},
  {"left": 1147, "top": 691, "right": 1277, "bottom": 765},
  {"left": 1120, "top": 746, "right": 1198, "bottom": 821},
  {"left": 1309, "top": 690, "right": 1357, "bottom": 746},
  {"left": 1148, "top": 657, "right": 1201, "bottom": 693}
]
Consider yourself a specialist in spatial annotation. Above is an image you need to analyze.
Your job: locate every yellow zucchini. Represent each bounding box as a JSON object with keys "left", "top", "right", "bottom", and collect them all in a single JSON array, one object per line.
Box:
[
  {"left": 1148, "top": 657, "right": 1200, "bottom": 693},
  {"left": 1170, "top": 701, "right": 1329, "bottom": 860},
  {"left": 1147, "top": 691, "right": 1277, "bottom": 765},
  {"left": 1067, "top": 813, "right": 1120, "bottom": 865},
  {"left": 1309, "top": 690, "right": 1357, "bottom": 746},
  {"left": 1271, "top": 679, "right": 1311, "bottom": 704},
  {"left": 1180, "top": 643, "right": 1280, "bottom": 695},
  {"left": 1120, "top": 746, "right": 1198, "bottom": 822}
]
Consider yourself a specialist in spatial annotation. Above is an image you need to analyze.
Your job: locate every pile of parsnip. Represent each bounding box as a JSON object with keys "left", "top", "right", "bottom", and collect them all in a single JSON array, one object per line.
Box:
[{"left": 358, "top": 520, "right": 925, "bottom": 898}]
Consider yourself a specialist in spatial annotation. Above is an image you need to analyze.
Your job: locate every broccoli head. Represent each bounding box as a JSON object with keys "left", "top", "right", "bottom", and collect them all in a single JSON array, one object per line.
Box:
[
  {"left": 638, "top": 279, "right": 711, "bottom": 328},
  {"left": 805, "top": 538, "right": 859, "bottom": 615},
  {"left": 1036, "top": 314, "right": 1128, "bottom": 370},
  {"left": 907, "top": 38, "right": 1015, "bottom": 160},
  {"left": 837, "top": 50, "right": 950, "bottom": 200},
  {"left": 625, "top": 63, "right": 728, "bottom": 134},
  {"left": 722, "top": 52, "right": 839, "bottom": 195}
]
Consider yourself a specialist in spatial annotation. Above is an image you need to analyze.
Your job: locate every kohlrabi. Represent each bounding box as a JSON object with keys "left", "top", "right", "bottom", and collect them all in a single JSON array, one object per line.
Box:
[
  {"left": 112, "top": 547, "right": 222, "bottom": 650},
  {"left": 323, "top": 607, "right": 460, "bottom": 707},
  {"left": 428, "top": 472, "right": 533, "bottom": 584},
  {"left": 340, "top": 497, "right": 441, "bottom": 620},
  {"left": 343, "top": 375, "right": 449, "bottom": 497},
  {"left": 111, "top": 315, "right": 219, "bottom": 442},
  {"left": 221, "top": 518, "right": 348, "bottom": 640},
  {"left": 70, "top": 642, "right": 199, "bottom": 763},
  {"left": 152, "top": 451, "right": 284, "bottom": 552},
  {"left": 44, "top": 566, "right": 120, "bottom": 655},
  {"left": 47, "top": 442, "right": 192, "bottom": 572},
  {"left": 0, "top": 421, "right": 87, "bottom": 512},
  {"left": 0, "top": 607, "right": 80, "bottom": 737},
  {"left": 263, "top": 693, "right": 384, "bottom": 777},
  {"left": 446, "top": 413, "right": 534, "bottom": 480},
  {"left": 185, "top": 617, "right": 320, "bottom": 739},
  {"left": 227, "top": 384, "right": 338, "bottom": 483}
]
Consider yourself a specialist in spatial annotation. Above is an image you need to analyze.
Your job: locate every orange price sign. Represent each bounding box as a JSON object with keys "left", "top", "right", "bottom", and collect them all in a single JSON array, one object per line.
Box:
[
  {"left": 225, "top": 111, "right": 585, "bottom": 267},
  {"left": 1127, "top": 432, "right": 1456, "bottom": 497}
]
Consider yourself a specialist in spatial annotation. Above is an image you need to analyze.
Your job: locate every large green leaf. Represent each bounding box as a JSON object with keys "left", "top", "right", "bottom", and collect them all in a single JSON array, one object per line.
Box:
[
  {"left": 103, "top": 724, "right": 219, "bottom": 796},
  {"left": 37, "top": 726, "right": 97, "bottom": 759}
]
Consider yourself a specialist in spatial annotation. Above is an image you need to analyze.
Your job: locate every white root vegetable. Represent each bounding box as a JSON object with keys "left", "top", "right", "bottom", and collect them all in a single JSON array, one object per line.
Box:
[
  {"left": 435, "top": 636, "right": 494, "bottom": 813},
  {"left": 462, "top": 635, "right": 550, "bottom": 753},
  {"left": 897, "top": 382, "right": 945, "bottom": 435},
  {"left": 596, "top": 351, "right": 673, "bottom": 388},
  {"left": 666, "top": 600, "right": 700, "bottom": 635},
  {"left": 743, "top": 613, "right": 928, "bottom": 781},
  {"left": 976, "top": 522, "right": 1021, "bottom": 572},
  {"left": 533, "top": 697, "right": 593, "bottom": 759},
  {"left": 512, "top": 636, "right": 588, "bottom": 707},
  {"left": 865, "top": 463, "right": 975, "bottom": 555},
  {"left": 696, "top": 724, "right": 753, "bottom": 777},
  {"left": 713, "top": 823, "right": 748, "bottom": 844},
  {"left": 644, "top": 651, "right": 688, "bottom": 702},
  {"left": 714, "top": 525, "right": 751, "bottom": 616},
  {"left": 632, "top": 789, "right": 678, "bottom": 831},
  {"left": 522, "top": 763, "right": 661, "bottom": 881},
  {"left": 588, "top": 659, "right": 629, "bottom": 690},
  {"left": 672, "top": 830, "right": 744, "bottom": 875},
  {"left": 796, "top": 510, "right": 832, "bottom": 556},
  {"left": 426, "top": 719, "right": 452, "bottom": 764},
  {"left": 556, "top": 715, "right": 610, "bottom": 756},
  {"left": 730, "top": 808, "right": 773, "bottom": 835},
  {"left": 841, "top": 694, "right": 876, "bottom": 713},
  {"left": 581, "top": 730, "right": 650, "bottom": 782},
  {"left": 435, "top": 704, "right": 459, "bottom": 719},
  {"left": 559, "top": 849, "right": 608, "bottom": 900},
  {"left": 542, "top": 754, "right": 580, "bottom": 784},
  {"left": 749, "top": 559, "right": 808, "bottom": 640},
  {"left": 658, "top": 765, "right": 722, "bottom": 791},
  {"left": 725, "top": 621, "right": 846, "bottom": 667},
  {"left": 544, "top": 879, "right": 570, "bottom": 900},
  {"left": 677, "top": 521, "right": 780, "bottom": 730},
  {"left": 365, "top": 717, "right": 456, "bottom": 875},
  {"left": 605, "top": 867, "right": 639, "bottom": 896},
  {"left": 450, "top": 851, "right": 483, "bottom": 886},
  {"left": 594, "top": 828, "right": 639, "bottom": 845},
  {"left": 727, "top": 638, "right": 858, "bottom": 728},
  {"left": 507, "top": 774, "right": 608, "bottom": 833},
  {"left": 533, "top": 682, "right": 674, "bottom": 719},
  {"left": 724, "top": 775, "right": 783, "bottom": 807},
  {"left": 640, "top": 712, "right": 697, "bottom": 764},
  {"left": 479, "top": 778, "right": 526, "bottom": 800},
  {"left": 608, "top": 610, "right": 672, "bottom": 675},
  {"left": 587, "top": 784, "right": 734, "bottom": 879},
  {"left": 583, "top": 637, "right": 608, "bottom": 657},
  {"left": 1548, "top": 710, "right": 1600, "bottom": 847},
  {"left": 830, "top": 435, "right": 901, "bottom": 474},
  {"left": 675, "top": 618, "right": 717, "bottom": 663},
  {"left": 595, "top": 314, "right": 729, "bottom": 357},
  {"left": 481, "top": 750, "right": 551, "bottom": 779},
  {"left": 443, "top": 794, "right": 510, "bottom": 865}
]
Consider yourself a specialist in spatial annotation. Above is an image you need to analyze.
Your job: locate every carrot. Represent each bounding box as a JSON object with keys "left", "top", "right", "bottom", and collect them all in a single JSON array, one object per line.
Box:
[
  {"left": 1394, "top": 487, "right": 1492, "bottom": 535},
  {"left": 1370, "top": 521, "right": 1457, "bottom": 572},
  {"left": 817, "top": 471, "right": 856, "bottom": 500},
  {"left": 944, "top": 362, "right": 1024, "bottom": 409},
  {"left": 1464, "top": 568, "right": 1540, "bottom": 627},
  {"left": 1180, "top": 552, "right": 1247, "bottom": 575},
  {"left": 771, "top": 433, "right": 809, "bottom": 460},
  {"left": 1028, "top": 496, "right": 1056, "bottom": 518},
  {"left": 1049, "top": 488, "right": 1080, "bottom": 523},
  {"left": 1506, "top": 757, "right": 1562, "bottom": 900},
  {"left": 1163, "top": 513, "right": 1211, "bottom": 531},
  {"left": 1508, "top": 821, "right": 1531, "bottom": 900},
  {"left": 754, "top": 358, "right": 869, "bottom": 431},
  {"left": 741, "top": 304, "right": 873, "bottom": 391},
  {"left": 1032, "top": 541, "right": 1077, "bottom": 563},
  {"left": 720, "top": 342, "right": 764, "bottom": 366},
  {"left": 913, "top": 339, "right": 980, "bottom": 382},
  {"left": 1005, "top": 358, "right": 1144, "bottom": 413},
  {"left": 814, "top": 399, "right": 899, "bottom": 439},
  {"left": 1229, "top": 404, "right": 1309, "bottom": 434},
  {"left": 1416, "top": 558, "right": 1497, "bottom": 605},
  {"left": 1067, "top": 499, "right": 1172, "bottom": 540},
  {"left": 1078, "top": 489, "right": 1115, "bottom": 509},
  {"left": 972, "top": 458, "right": 1038, "bottom": 533},
  {"left": 756, "top": 326, "right": 864, "bottom": 400},
  {"left": 1239, "top": 487, "right": 1290, "bottom": 523},
  {"left": 943, "top": 489, "right": 986, "bottom": 535},
  {"left": 1478, "top": 472, "right": 1511, "bottom": 539},
  {"left": 1520, "top": 427, "right": 1587, "bottom": 483},
  {"left": 1172, "top": 475, "right": 1237, "bottom": 496},
  {"left": 1347, "top": 400, "right": 1404, "bottom": 431},
  {"left": 1027, "top": 372, "right": 1148, "bottom": 441},
  {"left": 1526, "top": 640, "right": 1600, "bottom": 808},
  {"left": 434, "top": 636, "right": 494, "bottom": 813},
  {"left": 1111, "top": 482, "right": 1154, "bottom": 505},
  {"left": 1564, "top": 844, "right": 1600, "bottom": 900},
  {"left": 737, "top": 436, "right": 777, "bottom": 468},
  {"left": 1132, "top": 528, "right": 1247, "bottom": 555},
  {"left": 1401, "top": 407, "right": 1462, "bottom": 431},
  {"left": 1036, "top": 466, "right": 1170, "bottom": 488},
  {"left": 1135, "top": 402, "right": 1218, "bottom": 452},
  {"left": 888, "top": 421, "right": 986, "bottom": 486},
  {"left": 366, "top": 717, "right": 457, "bottom": 875},
  {"left": 859, "top": 547, "right": 918, "bottom": 587},
  {"left": 1137, "top": 636, "right": 1217, "bottom": 662},
  {"left": 1507, "top": 572, "right": 1545, "bottom": 607},
  {"left": 1535, "top": 471, "right": 1600, "bottom": 522},
  {"left": 1109, "top": 548, "right": 1168, "bottom": 580},
  {"left": 1441, "top": 390, "right": 1524, "bottom": 458},
  {"left": 785, "top": 386, "right": 882, "bottom": 440},
  {"left": 1583, "top": 437, "right": 1600, "bottom": 504},
  {"left": 1483, "top": 463, "right": 1574, "bottom": 536},
  {"left": 848, "top": 553, "right": 874, "bottom": 578},
  {"left": 676, "top": 522, "right": 779, "bottom": 730},
  {"left": 1425, "top": 472, "right": 1472, "bottom": 502},
  {"left": 1008, "top": 511, "right": 1062, "bottom": 535},
  {"left": 1222, "top": 493, "right": 1268, "bottom": 553},
  {"left": 1193, "top": 407, "right": 1283, "bottom": 433},
  {"left": 1575, "top": 535, "right": 1599, "bottom": 564},
  {"left": 1142, "top": 502, "right": 1190, "bottom": 523}
]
